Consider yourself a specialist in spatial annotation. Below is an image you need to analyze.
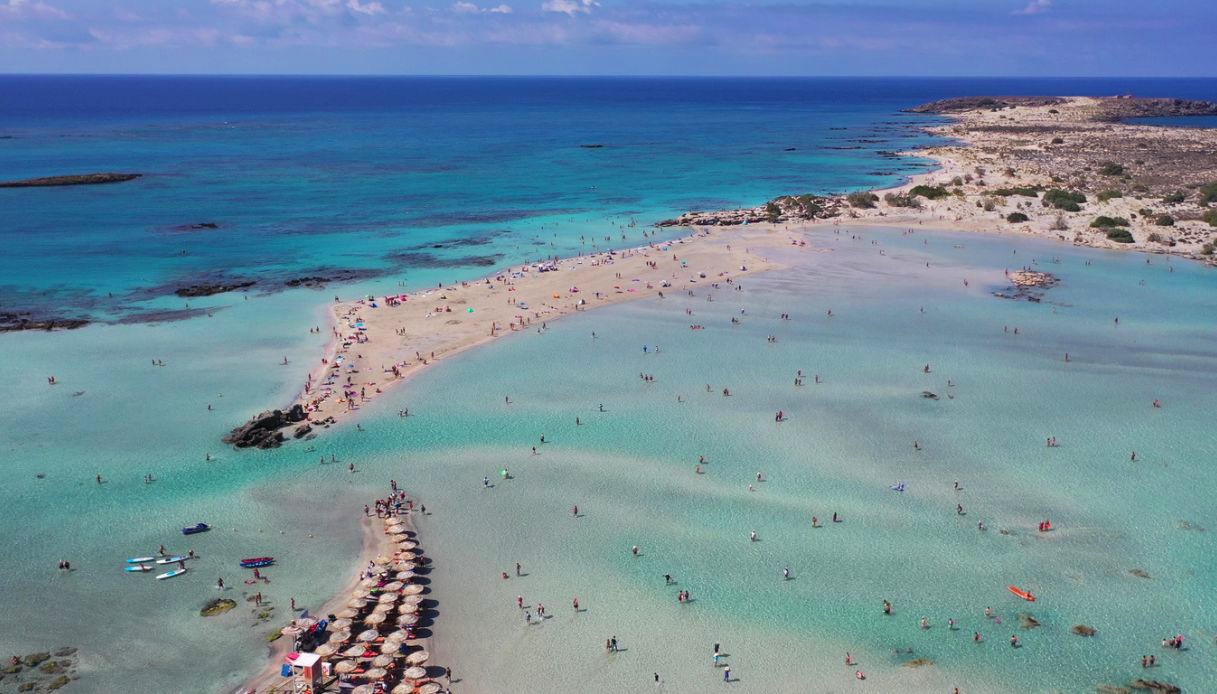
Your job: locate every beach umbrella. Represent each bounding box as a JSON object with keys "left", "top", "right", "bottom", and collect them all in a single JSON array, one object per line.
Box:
[
  {"left": 387, "top": 525, "right": 406, "bottom": 535},
  {"left": 372, "top": 603, "right": 392, "bottom": 614},
  {"left": 356, "top": 629, "right": 380, "bottom": 642},
  {"left": 359, "top": 578, "right": 379, "bottom": 588},
  {"left": 313, "top": 643, "right": 339, "bottom": 658},
  {"left": 383, "top": 581, "right": 404, "bottom": 591},
  {"left": 333, "top": 660, "right": 358, "bottom": 674},
  {"left": 391, "top": 685, "right": 412, "bottom": 694},
  {"left": 396, "top": 614, "right": 419, "bottom": 627},
  {"left": 351, "top": 685, "right": 376, "bottom": 694},
  {"left": 328, "top": 631, "right": 352, "bottom": 645},
  {"left": 394, "top": 562, "right": 417, "bottom": 572},
  {"left": 404, "top": 584, "right": 425, "bottom": 595},
  {"left": 403, "top": 594, "right": 424, "bottom": 605},
  {"left": 378, "top": 592, "right": 399, "bottom": 604},
  {"left": 365, "top": 668, "right": 389, "bottom": 681},
  {"left": 379, "top": 641, "right": 403, "bottom": 656},
  {"left": 372, "top": 654, "right": 395, "bottom": 668},
  {"left": 405, "top": 650, "right": 429, "bottom": 666},
  {"left": 336, "top": 608, "right": 359, "bottom": 619},
  {"left": 398, "top": 541, "right": 418, "bottom": 550},
  {"left": 385, "top": 629, "right": 410, "bottom": 642},
  {"left": 351, "top": 587, "right": 370, "bottom": 598},
  {"left": 363, "top": 612, "right": 387, "bottom": 626},
  {"left": 403, "top": 666, "right": 427, "bottom": 680},
  {"left": 397, "top": 603, "right": 419, "bottom": 615},
  {"left": 330, "top": 618, "right": 353, "bottom": 632},
  {"left": 342, "top": 645, "right": 366, "bottom": 658},
  {"left": 395, "top": 570, "right": 415, "bottom": 581},
  {"left": 373, "top": 555, "right": 392, "bottom": 565},
  {"left": 416, "top": 682, "right": 442, "bottom": 694},
  {"left": 347, "top": 598, "right": 367, "bottom": 609}
]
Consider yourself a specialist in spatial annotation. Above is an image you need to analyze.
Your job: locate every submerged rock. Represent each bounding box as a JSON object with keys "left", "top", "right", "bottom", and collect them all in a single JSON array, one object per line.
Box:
[
  {"left": 921, "top": 390, "right": 939, "bottom": 400},
  {"left": 902, "top": 658, "right": 934, "bottom": 668},
  {"left": 1129, "top": 568, "right": 1151, "bottom": 579},
  {"left": 1130, "top": 679, "right": 1181, "bottom": 693},
  {"left": 1072, "top": 624, "right": 1097, "bottom": 636},
  {"left": 201, "top": 598, "right": 238, "bottom": 617},
  {"left": 1018, "top": 613, "right": 1041, "bottom": 629},
  {"left": 174, "top": 280, "right": 256, "bottom": 297},
  {"left": 22, "top": 653, "right": 50, "bottom": 667}
]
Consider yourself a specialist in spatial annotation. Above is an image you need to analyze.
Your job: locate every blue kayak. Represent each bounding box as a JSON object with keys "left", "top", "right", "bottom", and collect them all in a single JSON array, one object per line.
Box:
[{"left": 182, "top": 523, "right": 210, "bottom": 535}]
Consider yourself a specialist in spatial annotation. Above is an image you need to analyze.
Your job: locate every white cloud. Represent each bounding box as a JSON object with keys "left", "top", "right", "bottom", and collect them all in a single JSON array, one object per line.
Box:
[
  {"left": 541, "top": 0, "right": 597, "bottom": 16},
  {"left": 347, "top": 0, "right": 386, "bottom": 15},
  {"left": 452, "top": 1, "right": 512, "bottom": 14},
  {"left": 0, "top": 0, "right": 69, "bottom": 20},
  {"left": 1012, "top": 0, "right": 1051, "bottom": 15},
  {"left": 487, "top": 4, "right": 512, "bottom": 13}
]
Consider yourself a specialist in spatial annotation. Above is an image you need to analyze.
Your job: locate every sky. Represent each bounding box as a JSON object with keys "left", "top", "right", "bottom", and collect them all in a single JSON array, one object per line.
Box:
[{"left": 0, "top": 0, "right": 1214, "bottom": 76}]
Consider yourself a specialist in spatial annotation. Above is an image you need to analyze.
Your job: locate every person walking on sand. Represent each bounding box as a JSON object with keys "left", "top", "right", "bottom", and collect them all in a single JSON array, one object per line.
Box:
[{"left": 723, "top": 665, "right": 731, "bottom": 682}]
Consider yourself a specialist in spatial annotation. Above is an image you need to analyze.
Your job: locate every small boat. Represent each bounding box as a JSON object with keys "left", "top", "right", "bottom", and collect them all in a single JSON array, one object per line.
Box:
[
  {"left": 127, "top": 556, "right": 156, "bottom": 564},
  {"left": 1008, "top": 585, "right": 1036, "bottom": 602},
  {"left": 157, "top": 568, "right": 187, "bottom": 580},
  {"left": 240, "top": 557, "right": 274, "bottom": 568},
  {"left": 156, "top": 556, "right": 186, "bottom": 565},
  {"left": 125, "top": 564, "right": 153, "bottom": 573},
  {"left": 182, "top": 523, "right": 210, "bottom": 535}
]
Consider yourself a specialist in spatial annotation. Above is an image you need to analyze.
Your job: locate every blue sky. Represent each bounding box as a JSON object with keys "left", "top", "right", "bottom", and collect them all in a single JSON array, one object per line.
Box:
[{"left": 0, "top": 0, "right": 1213, "bottom": 75}]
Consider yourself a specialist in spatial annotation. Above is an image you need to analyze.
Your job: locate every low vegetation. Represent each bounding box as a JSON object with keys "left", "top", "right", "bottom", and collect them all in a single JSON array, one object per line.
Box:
[
  {"left": 1097, "top": 190, "right": 1123, "bottom": 202},
  {"left": 1204, "top": 209, "right": 1217, "bottom": 227},
  {"left": 846, "top": 191, "right": 877, "bottom": 209},
  {"left": 992, "top": 186, "right": 1041, "bottom": 197},
  {"left": 1155, "top": 214, "right": 1175, "bottom": 226},
  {"left": 884, "top": 192, "right": 921, "bottom": 208},
  {"left": 908, "top": 185, "right": 950, "bottom": 200},
  {"left": 1106, "top": 228, "right": 1135, "bottom": 243},
  {"left": 1090, "top": 215, "right": 1130, "bottom": 228},
  {"left": 1098, "top": 161, "right": 1126, "bottom": 176},
  {"left": 1201, "top": 182, "right": 1217, "bottom": 205},
  {"left": 1162, "top": 191, "right": 1187, "bottom": 204},
  {"left": 1042, "top": 189, "right": 1087, "bottom": 211},
  {"left": 1006, "top": 212, "right": 1029, "bottom": 223}
]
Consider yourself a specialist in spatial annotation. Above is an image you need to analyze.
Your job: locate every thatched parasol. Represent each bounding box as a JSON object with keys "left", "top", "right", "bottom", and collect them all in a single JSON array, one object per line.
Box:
[
  {"left": 342, "top": 645, "right": 367, "bottom": 658},
  {"left": 387, "top": 525, "right": 407, "bottom": 534},
  {"left": 396, "top": 614, "right": 419, "bottom": 627},
  {"left": 391, "top": 684, "right": 412, "bottom": 694},
  {"left": 372, "top": 654, "right": 395, "bottom": 668},
  {"left": 403, "top": 584, "right": 425, "bottom": 595},
  {"left": 394, "top": 561, "right": 417, "bottom": 572},
  {"left": 351, "top": 685, "right": 376, "bottom": 694},
  {"left": 363, "top": 612, "right": 387, "bottom": 626},
  {"left": 382, "top": 581, "right": 404, "bottom": 592},
  {"left": 377, "top": 592, "right": 399, "bottom": 604},
  {"left": 359, "top": 578, "right": 379, "bottom": 588},
  {"left": 351, "top": 587, "right": 370, "bottom": 599},
  {"left": 372, "top": 555, "right": 392, "bottom": 565},
  {"left": 379, "top": 641, "right": 402, "bottom": 656},
  {"left": 336, "top": 608, "right": 360, "bottom": 619},
  {"left": 395, "top": 571, "right": 415, "bottom": 580},
  {"left": 329, "top": 618, "right": 353, "bottom": 631},
  {"left": 404, "top": 650, "right": 429, "bottom": 666},
  {"left": 398, "top": 540, "right": 418, "bottom": 551},
  {"left": 365, "top": 668, "right": 389, "bottom": 681},
  {"left": 385, "top": 628, "right": 410, "bottom": 642},
  {"left": 356, "top": 629, "right": 380, "bottom": 642},
  {"left": 347, "top": 598, "right": 368, "bottom": 609},
  {"left": 417, "top": 683, "right": 443, "bottom": 694},
  {"left": 403, "top": 666, "right": 427, "bottom": 680},
  {"left": 327, "top": 631, "right": 352, "bottom": 645},
  {"left": 396, "top": 552, "right": 417, "bottom": 562},
  {"left": 372, "top": 603, "right": 393, "bottom": 614},
  {"left": 403, "top": 594, "right": 424, "bottom": 605},
  {"left": 313, "top": 643, "right": 339, "bottom": 658},
  {"left": 333, "top": 660, "right": 358, "bottom": 674}
]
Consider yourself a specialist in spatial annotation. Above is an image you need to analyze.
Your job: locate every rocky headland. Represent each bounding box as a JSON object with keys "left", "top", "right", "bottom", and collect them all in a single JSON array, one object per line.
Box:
[{"left": 0, "top": 172, "right": 141, "bottom": 188}]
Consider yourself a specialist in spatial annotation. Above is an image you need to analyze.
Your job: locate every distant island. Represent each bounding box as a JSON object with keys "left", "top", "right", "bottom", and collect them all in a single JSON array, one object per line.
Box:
[
  {"left": 0, "top": 172, "right": 141, "bottom": 188},
  {"left": 659, "top": 95, "right": 1217, "bottom": 263}
]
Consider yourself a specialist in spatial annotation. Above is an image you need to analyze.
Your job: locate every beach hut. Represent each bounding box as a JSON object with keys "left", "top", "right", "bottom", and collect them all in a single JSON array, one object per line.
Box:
[{"left": 287, "top": 652, "right": 323, "bottom": 691}]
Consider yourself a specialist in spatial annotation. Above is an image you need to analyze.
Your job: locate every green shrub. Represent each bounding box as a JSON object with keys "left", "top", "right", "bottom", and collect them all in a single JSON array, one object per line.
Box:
[
  {"left": 1155, "top": 214, "right": 1175, "bottom": 226},
  {"left": 1162, "top": 191, "right": 1186, "bottom": 204},
  {"left": 908, "top": 185, "right": 950, "bottom": 200},
  {"left": 1146, "top": 232, "right": 1163, "bottom": 243},
  {"left": 1042, "top": 189, "right": 1086, "bottom": 211},
  {"left": 992, "top": 186, "right": 1041, "bottom": 197},
  {"left": 1090, "top": 216, "right": 1130, "bottom": 228},
  {"left": 765, "top": 201, "right": 781, "bottom": 222},
  {"left": 1006, "top": 212, "right": 1029, "bottom": 223},
  {"left": 884, "top": 192, "right": 921, "bottom": 209},
  {"left": 1202, "top": 242, "right": 1215, "bottom": 255},
  {"left": 1204, "top": 209, "right": 1217, "bottom": 227},
  {"left": 846, "top": 191, "right": 878, "bottom": 209},
  {"left": 1050, "top": 137, "right": 1064, "bottom": 144},
  {"left": 1200, "top": 182, "right": 1217, "bottom": 205},
  {"left": 1105, "top": 228, "right": 1134, "bottom": 243},
  {"left": 1098, "top": 162, "right": 1125, "bottom": 176},
  {"left": 1097, "top": 190, "right": 1123, "bottom": 202}
]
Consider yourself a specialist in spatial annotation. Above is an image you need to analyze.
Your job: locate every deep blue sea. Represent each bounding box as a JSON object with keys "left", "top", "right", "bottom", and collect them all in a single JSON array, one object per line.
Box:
[{"left": 3, "top": 76, "right": 1215, "bottom": 324}]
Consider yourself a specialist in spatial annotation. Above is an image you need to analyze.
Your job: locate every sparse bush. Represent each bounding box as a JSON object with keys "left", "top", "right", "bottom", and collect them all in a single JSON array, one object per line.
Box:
[
  {"left": 974, "top": 167, "right": 986, "bottom": 177},
  {"left": 1155, "top": 215, "right": 1175, "bottom": 226},
  {"left": 1042, "top": 189, "right": 1086, "bottom": 211},
  {"left": 1048, "top": 109, "right": 1059, "bottom": 114},
  {"left": 1098, "top": 162, "right": 1125, "bottom": 176},
  {"left": 1200, "top": 182, "right": 1217, "bottom": 205},
  {"left": 1106, "top": 228, "right": 1134, "bottom": 243},
  {"left": 983, "top": 199, "right": 997, "bottom": 212},
  {"left": 1138, "top": 208, "right": 1154, "bottom": 217},
  {"left": 765, "top": 201, "right": 781, "bottom": 222},
  {"left": 993, "top": 186, "right": 1041, "bottom": 197},
  {"left": 1097, "top": 190, "right": 1123, "bottom": 202},
  {"left": 951, "top": 176, "right": 964, "bottom": 186},
  {"left": 1204, "top": 209, "right": 1217, "bottom": 227},
  {"left": 1050, "top": 137, "right": 1064, "bottom": 144},
  {"left": 909, "top": 185, "right": 950, "bottom": 200},
  {"left": 884, "top": 192, "right": 921, "bottom": 209},
  {"left": 1049, "top": 214, "right": 1069, "bottom": 231},
  {"left": 1003, "top": 167, "right": 1015, "bottom": 177},
  {"left": 1162, "top": 191, "right": 1186, "bottom": 204},
  {"left": 1090, "top": 216, "right": 1130, "bottom": 228},
  {"left": 1147, "top": 232, "right": 1163, "bottom": 243},
  {"left": 1006, "top": 212, "right": 1029, "bottom": 223},
  {"left": 846, "top": 191, "right": 878, "bottom": 209},
  {"left": 1202, "top": 242, "right": 1215, "bottom": 255}
]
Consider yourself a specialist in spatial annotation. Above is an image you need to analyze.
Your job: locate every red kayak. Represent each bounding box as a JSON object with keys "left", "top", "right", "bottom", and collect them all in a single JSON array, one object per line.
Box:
[{"left": 1008, "top": 585, "right": 1036, "bottom": 602}]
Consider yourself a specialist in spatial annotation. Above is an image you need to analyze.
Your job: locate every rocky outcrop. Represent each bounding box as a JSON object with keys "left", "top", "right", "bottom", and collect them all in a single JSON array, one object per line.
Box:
[
  {"left": 1095, "top": 97, "right": 1217, "bottom": 122},
  {"left": 1130, "top": 679, "right": 1181, "bottom": 693},
  {"left": 1072, "top": 624, "right": 1097, "bottom": 636},
  {"left": 657, "top": 193, "right": 845, "bottom": 228},
  {"left": 201, "top": 598, "right": 237, "bottom": 617},
  {"left": 171, "top": 222, "right": 220, "bottom": 232},
  {"left": 0, "top": 311, "right": 89, "bottom": 333},
  {"left": 174, "top": 280, "right": 256, "bottom": 297},
  {"left": 906, "top": 96, "right": 1067, "bottom": 114},
  {"left": 224, "top": 405, "right": 307, "bottom": 449},
  {"left": 0, "top": 172, "right": 141, "bottom": 187}
]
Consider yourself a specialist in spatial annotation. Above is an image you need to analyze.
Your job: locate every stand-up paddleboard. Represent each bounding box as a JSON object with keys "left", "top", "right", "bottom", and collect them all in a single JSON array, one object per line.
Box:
[
  {"left": 1008, "top": 585, "right": 1036, "bottom": 602},
  {"left": 125, "top": 564, "right": 153, "bottom": 573},
  {"left": 157, "top": 568, "right": 187, "bottom": 580},
  {"left": 127, "top": 556, "right": 155, "bottom": 564},
  {"left": 156, "top": 556, "right": 186, "bottom": 565}
]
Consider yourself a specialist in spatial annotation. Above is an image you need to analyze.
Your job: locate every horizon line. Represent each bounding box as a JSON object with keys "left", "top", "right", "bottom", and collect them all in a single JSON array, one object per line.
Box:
[{"left": 1, "top": 73, "right": 1215, "bottom": 80}]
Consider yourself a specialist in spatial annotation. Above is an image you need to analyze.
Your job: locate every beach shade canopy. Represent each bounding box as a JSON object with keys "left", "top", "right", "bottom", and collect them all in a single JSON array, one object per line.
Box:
[
  {"left": 397, "top": 603, "right": 419, "bottom": 615},
  {"left": 336, "top": 608, "right": 360, "bottom": 620},
  {"left": 379, "top": 641, "right": 403, "bottom": 656},
  {"left": 385, "top": 629, "right": 410, "bottom": 642},
  {"left": 404, "top": 584, "right": 425, "bottom": 595},
  {"left": 359, "top": 578, "right": 379, "bottom": 588},
  {"left": 313, "top": 643, "right": 339, "bottom": 658},
  {"left": 351, "top": 588, "right": 370, "bottom": 598},
  {"left": 365, "top": 667, "right": 389, "bottom": 680},
  {"left": 351, "top": 685, "right": 376, "bottom": 694},
  {"left": 377, "top": 592, "right": 399, "bottom": 604},
  {"left": 405, "top": 650, "right": 429, "bottom": 666},
  {"left": 356, "top": 629, "right": 381, "bottom": 642},
  {"left": 372, "top": 654, "right": 395, "bottom": 668},
  {"left": 398, "top": 541, "right": 418, "bottom": 550},
  {"left": 396, "top": 552, "right": 417, "bottom": 562},
  {"left": 346, "top": 598, "right": 367, "bottom": 609},
  {"left": 391, "top": 685, "right": 413, "bottom": 694},
  {"left": 403, "top": 666, "right": 428, "bottom": 680},
  {"left": 328, "top": 631, "right": 352, "bottom": 645},
  {"left": 395, "top": 570, "right": 415, "bottom": 581},
  {"left": 363, "top": 612, "right": 387, "bottom": 626},
  {"left": 387, "top": 525, "right": 407, "bottom": 534},
  {"left": 333, "top": 660, "right": 358, "bottom": 674},
  {"left": 373, "top": 555, "right": 392, "bottom": 565},
  {"left": 330, "top": 618, "right": 353, "bottom": 632},
  {"left": 383, "top": 581, "right": 404, "bottom": 592},
  {"left": 372, "top": 603, "right": 393, "bottom": 615},
  {"left": 417, "top": 683, "right": 443, "bottom": 694},
  {"left": 396, "top": 614, "right": 419, "bottom": 627},
  {"left": 403, "top": 594, "right": 424, "bottom": 605},
  {"left": 342, "top": 645, "right": 367, "bottom": 658}
]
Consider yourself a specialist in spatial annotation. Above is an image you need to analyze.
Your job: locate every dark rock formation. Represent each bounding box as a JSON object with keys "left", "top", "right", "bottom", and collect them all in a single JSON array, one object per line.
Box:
[
  {"left": 906, "top": 96, "right": 1068, "bottom": 114},
  {"left": 0, "top": 311, "right": 90, "bottom": 333},
  {"left": 174, "top": 280, "right": 256, "bottom": 297},
  {"left": 201, "top": 598, "right": 237, "bottom": 616},
  {"left": 1097, "top": 97, "right": 1217, "bottom": 122},
  {"left": 224, "top": 405, "right": 307, "bottom": 449},
  {"left": 171, "top": 222, "right": 220, "bottom": 232},
  {"left": 292, "top": 424, "right": 313, "bottom": 439},
  {"left": 1072, "top": 624, "right": 1097, "bottom": 636},
  {"left": 1130, "top": 679, "right": 1180, "bottom": 693},
  {"left": 0, "top": 172, "right": 141, "bottom": 188},
  {"left": 579, "top": 143, "right": 605, "bottom": 148},
  {"left": 1129, "top": 568, "right": 1151, "bottom": 579}
]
